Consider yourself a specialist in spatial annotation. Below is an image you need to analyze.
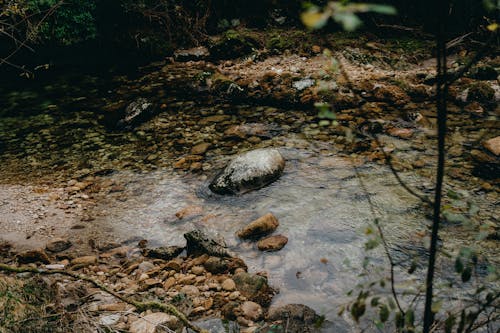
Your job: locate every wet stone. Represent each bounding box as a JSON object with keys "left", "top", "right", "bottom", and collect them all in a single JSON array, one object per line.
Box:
[
  {"left": 257, "top": 235, "right": 288, "bottom": 252},
  {"left": 46, "top": 238, "right": 72, "bottom": 253},
  {"left": 209, "top": 148, "right": 285, "bottom": 195},
  {"left": 237, "top": 213, "right": 279, "bottom": 239}
]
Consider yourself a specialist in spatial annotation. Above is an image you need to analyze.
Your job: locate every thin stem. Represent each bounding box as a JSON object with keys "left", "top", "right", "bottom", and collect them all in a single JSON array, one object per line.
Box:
[{"left": 423, "top": 0, "right": 449, "bottom": 331}]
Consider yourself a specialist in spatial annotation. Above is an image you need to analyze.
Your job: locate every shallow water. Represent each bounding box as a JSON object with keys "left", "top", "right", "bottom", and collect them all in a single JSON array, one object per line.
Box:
[
  {"left": 75, "top": 141, "right": 431, "bottom": 320},
  {"left": 1, "top": 72, "right": 498, "bottom": 325}
]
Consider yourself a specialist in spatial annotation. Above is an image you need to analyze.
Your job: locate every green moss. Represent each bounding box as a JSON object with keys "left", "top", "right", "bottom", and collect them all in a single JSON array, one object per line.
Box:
[{"left": 266, "top": 32, "right": 294, "bottom": 51}]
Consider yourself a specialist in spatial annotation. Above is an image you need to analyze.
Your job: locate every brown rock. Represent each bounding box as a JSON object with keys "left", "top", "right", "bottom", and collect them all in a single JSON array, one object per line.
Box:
[
  {"left": 163, "top": 277, "right": 176, "bottom": 290},
  {"left": 129, "top": 312, "right": 180, "bottom": 333},
  {"left": 98, "top": 303, "right": 128, "bottom": 312},
  {"left": 46, "top": 239, "right": 72, "bottom": 253},
  {"left": 17, "top": 249, "right": 50, "bottom": 264},
  {"left": 233, "top": 272, "right": 274, "bottom": 306},
  {"left": 484, "top": 136, "right": 500, "bottom": 156},
  {"left": 387, "top": 127, "right": 414, "bottom": 139},
  {"left": 221, "top": 278, "right": 236, "bottom": 291},
  {"left": 191, "top": 142, "right": 211, "bottom": 155},
  {"left": 175, "top": 205, "right": 203, "bottom": 220},
  {"left": 71, "top": 255, "right": 97, "bottom": 266},
  {"left": 237, "top": 213, "right": 279, "bottom": 239},
  {"left": 165, "top": 260, "right": 182, "bottom": 272},
  {"left": 257, "top": 235, "right": 288, "bottom": 252},
  {"left": 241, "top": 301, "right": 263, "bottom": 321},
  {"left": 199, "top": 115, "right": 231, "bottom": 124}
]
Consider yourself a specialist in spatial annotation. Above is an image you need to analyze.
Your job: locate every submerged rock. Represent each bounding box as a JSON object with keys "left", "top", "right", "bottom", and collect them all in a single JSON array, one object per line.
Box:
[
  {"left": 257, "top": 235, "right": 288, "bottom": 251},
  {"left": 237, "top": 213, "right": 279, "bottom": 239},
  {"left": 209, "top": 148, "right": 285, "bottom": 195}
]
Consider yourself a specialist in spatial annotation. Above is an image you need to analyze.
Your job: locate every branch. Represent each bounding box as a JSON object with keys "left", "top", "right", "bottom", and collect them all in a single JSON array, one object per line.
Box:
[{"left": 0, "top": 263, "right": 209, "bottom": 333}]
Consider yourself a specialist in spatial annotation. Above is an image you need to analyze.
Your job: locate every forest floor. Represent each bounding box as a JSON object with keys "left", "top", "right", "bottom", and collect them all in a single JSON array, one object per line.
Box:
[{"left": 0, "top": 28, "right": 499, "bottom": 332}]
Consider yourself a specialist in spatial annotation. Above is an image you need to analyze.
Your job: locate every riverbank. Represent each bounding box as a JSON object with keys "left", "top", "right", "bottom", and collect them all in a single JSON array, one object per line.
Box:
[{"left": 0, "top": 28, "right": 498, "bottom": 332}]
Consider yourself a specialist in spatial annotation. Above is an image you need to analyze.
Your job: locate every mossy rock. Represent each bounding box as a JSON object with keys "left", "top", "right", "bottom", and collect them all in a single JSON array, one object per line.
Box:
[{"left": 266, "top": 32, "right": 294, "bottom": 52}]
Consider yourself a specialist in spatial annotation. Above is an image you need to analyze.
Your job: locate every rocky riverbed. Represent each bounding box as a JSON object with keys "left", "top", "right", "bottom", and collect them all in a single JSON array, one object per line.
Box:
[{"left": 0, "top": 29, "right": 498, "bottom": 332}]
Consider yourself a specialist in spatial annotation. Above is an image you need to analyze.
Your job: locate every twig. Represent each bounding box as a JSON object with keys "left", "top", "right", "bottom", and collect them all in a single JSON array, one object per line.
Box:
[
  {"left": 373, "top": 135, "right": 433, "bottom": 205},
  {"left": 0, "top": 263, "right": 209, "bottom": 333},
  {"left": 352, "top": 164, "right": 405, "bottom": 316}
]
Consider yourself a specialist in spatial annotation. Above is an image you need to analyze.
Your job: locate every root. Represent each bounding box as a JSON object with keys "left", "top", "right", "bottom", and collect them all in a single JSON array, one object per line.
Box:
[{"left": 0, "top": 263, "right": 209, "bottom": 333}]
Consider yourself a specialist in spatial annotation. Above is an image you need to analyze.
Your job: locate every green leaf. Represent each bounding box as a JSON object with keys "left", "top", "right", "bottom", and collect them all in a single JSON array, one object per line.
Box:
[
  {"left": 461, "top": 266, "right": 472, "bottom": 282},
  {"left": 350, "top": 301, "right": 366, "bottom": 322},
  {"left": 333, "top": 12, "right": 363, "bottom": 31},
  {"left": 395, "top": 311, "right": 404, "bottom": 328},
  {"left": 370, "top": 297, "right": 380, "bottom": 307},
  {"left": 432, "top": 300, "right": 443, "bottom": 313},
  {"left": 365, "top": 238, "right": 380, "bottom": 250},
  {"left": 301, "top": 10, "right": 329, "bottom": 29},
  {"left": 366, "top": 4, "right": 397, "bottom": 15},
  {"left": 408, "top": 260, "right": 417, "bottom": 274},
  {"left": 405, "top": 309, "right": 415, "bottom": 327},
  {"left": 445, "top": 314, "right": 456, "bottom": 333},
  {"left": 455, "top": 257, "right": 464, "bottom": 273},
  {"left": 379, "top": 304, "right": 389, "bottom": 323}
]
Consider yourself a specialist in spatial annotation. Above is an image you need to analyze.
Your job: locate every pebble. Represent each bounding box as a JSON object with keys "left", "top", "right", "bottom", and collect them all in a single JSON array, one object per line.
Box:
[{"left": 221, "top": 278, "right": 236, "bottom": 291}]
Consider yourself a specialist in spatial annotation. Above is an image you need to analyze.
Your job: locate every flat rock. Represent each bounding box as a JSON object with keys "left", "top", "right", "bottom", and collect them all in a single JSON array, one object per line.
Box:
[
  {"left": 209, "top": 148, "right": 285, "bottom": 195},
  {"left": 191, "top": 142, "right": 211, "bottom": 155},
  {"left": 17, "top": 249, "right": 50, "bottom": 264},
  {"left": 174, "top": 46, "right": 209, "bottom": 62},
  {"left": 71, "top": 255, "right": 97, "bottom": 266},
  {"left": 257, "top": 235, "right": 288, "bottom": 251},
  {"left": 46, "top": 238, "right": 72, "bottom": 253},
  {"left": 129, "top": 312, "right": 180, "bottom": 333},
  {"left": 484, "top": 136, "right": 500, "bottom": 156},
  {"left": 184, "top": 229, "right": 230, "bottom": 257},
  {"left": 237, "top": 213, "right": 279, "bottom": 239},
  {"left": 143, "top": 246, "right": 184, "bottom": 261}
]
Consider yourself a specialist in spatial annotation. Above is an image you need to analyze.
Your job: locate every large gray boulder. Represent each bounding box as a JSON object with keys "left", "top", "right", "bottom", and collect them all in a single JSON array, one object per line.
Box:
[{"left": 209, "top": 148, "right": 285, "bottom": 195}]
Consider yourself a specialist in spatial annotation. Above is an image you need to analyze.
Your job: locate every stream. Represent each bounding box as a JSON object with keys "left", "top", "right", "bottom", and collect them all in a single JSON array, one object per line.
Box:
[{"left": 0, "top": 70, "right": 498, "bottom": 325}]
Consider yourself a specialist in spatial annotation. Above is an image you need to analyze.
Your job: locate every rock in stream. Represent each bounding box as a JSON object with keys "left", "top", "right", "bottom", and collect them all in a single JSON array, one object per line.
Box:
[{"left": 209, "top": 148, "right": 285, "bottom": 195}]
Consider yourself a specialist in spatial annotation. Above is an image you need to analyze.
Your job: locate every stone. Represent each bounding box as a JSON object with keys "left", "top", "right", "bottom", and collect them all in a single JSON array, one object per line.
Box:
[
  {"left": 117, "top": 98, "right": 155, "bottom": 129},
  {"left": 175, "top": 205, "right": 203, "bottom": 219},
  {"left": 165, "top": 260, "right": 182, "bottom": 272},
  {"left": 191, "top": 142, "right": 211, "bottom": 155},
  {"left": 98, "top": 303, "right": 128, "bottom": 312},
  {"left": 180, "top": 285, "right": 200, "bottom": 296},
  {"left": 143, "top": 246, "right": 184, "bottom": 261},
  {"left": 257, "top": 235, "right": 288, "bottom": 252},
  {"left": 237, "top": 213, "right": 279, "bottom": 239},
  {"left": 204, "top": 256, "right": 228, "bottom": 274},
  {"left": 99, "top": 314, "right": 121, "bottom": 326},
  {"left": 233, "top": 272, "right": 273, "bottom": 306},
  {"left": 484, "top": 136, "right": 500, "bottom": 156},
  {"left": 265, "top": 304, "right": 323, "bottom": 333},
  {"left": 71, "top": 255, "right": 97, "bottom": 266},
  {"left": 184, "top": 229, "right": 230, "bottom": 257},
  {"left": 372, "top": 84, "right": 410, "bottom": 106},
  {"left": 221, "top": 278, "right": 236, "bottom": 291},
  {"left": 209, "top": 148, "right": 285, "bottom": 195},
  {"left": 129, "top": 312, "right": 180, "bottom": 333},
  {"left": 240, "top": 301, "right": 263, "bottom": 321},
  {"left": 16, "top": 249, "right": 50, "bottom": 264},
  {"left": 191, "top": 265, "right": 205, "bottom": 275},
  {"left": 387, "top": 127, "right": 414, "bottom": 139},
  {"left": 45, "top": 239, "right": 72, "bottom": 253},
  {"left": 174, "top": 46, "right": 210, "bottom": 62}
]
